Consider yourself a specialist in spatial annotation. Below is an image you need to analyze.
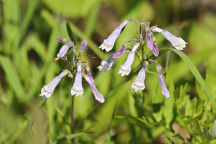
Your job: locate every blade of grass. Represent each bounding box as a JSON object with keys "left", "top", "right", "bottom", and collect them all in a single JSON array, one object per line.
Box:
[
  {"left": 0, "top": 56, "right": 27, "bottom": 101},
  {"left": 169, "top": 48, "right": 216, "bottom": 110},
  {"left": 68, "top": 22, "right": 107, "bottom": 60},
  {"left": 13, "top": 0, "right": 37, "bottom": 51},
  {"left": 84, "top": 0, "right": 101, "bottom": 38}
]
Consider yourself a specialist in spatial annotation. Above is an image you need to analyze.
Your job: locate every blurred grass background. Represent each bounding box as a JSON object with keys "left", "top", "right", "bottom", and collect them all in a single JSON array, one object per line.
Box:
[{"left": 0, "top": 0, "right": 216, "bottom": 143}]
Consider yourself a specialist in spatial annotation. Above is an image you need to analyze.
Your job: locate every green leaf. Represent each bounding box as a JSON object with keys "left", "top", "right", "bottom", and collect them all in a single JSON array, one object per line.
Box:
[
  {"left": 66, "top": 22, "right": 76, "bottom": 43},
  {"left": 170, "top": 48, "right": 216, "bottom": 111}
]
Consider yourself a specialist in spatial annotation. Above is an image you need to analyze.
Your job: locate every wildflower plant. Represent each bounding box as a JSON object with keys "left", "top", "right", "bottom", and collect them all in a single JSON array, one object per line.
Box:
[
  {"left": 98, "top": 19, "right": 187, "bottom": 98},
  {"left": 40, "top": 38, "right": 105, "bottom": 103}
]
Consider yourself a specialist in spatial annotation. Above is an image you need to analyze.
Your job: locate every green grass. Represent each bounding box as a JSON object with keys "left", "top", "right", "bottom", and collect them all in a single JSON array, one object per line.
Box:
[{"left": 0, "top": 0, "right": 216, "bottom": 143}]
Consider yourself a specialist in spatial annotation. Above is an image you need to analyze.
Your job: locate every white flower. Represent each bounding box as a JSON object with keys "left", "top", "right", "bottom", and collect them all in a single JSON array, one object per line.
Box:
[
  {"left": 131, "top": 65, "right": 147, "bottom": 92},
  {"left": 152, "top": 26, "right": 187, "bottom": 50},
  {"left": 71, "top": 63, "right": 84, "bottom": 96},
  {"left": 118, "top": 43, "right": 139, "bottom": 76},
  {"left": 55, "top": 43, "right": 72, "bottom": 61},
  {"left": 39, "top": 70, "right": 71, "bottom": 99},
  {"left": 99, "top": 20, "right": 129, "bottom": 52}
]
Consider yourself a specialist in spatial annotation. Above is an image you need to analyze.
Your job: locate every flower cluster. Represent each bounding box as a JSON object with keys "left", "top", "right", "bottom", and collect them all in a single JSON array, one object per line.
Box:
[
  {"left": 40, "top": 38, "right": 105, "bottom": 103},
  {"left": 98, "top": 19, "right": 187, "bottom": 98}
]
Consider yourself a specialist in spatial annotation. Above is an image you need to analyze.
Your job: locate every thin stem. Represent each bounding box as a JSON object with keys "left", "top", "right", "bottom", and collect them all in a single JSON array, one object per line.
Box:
[
  {"left": 127, "top": 18, "right": 149, "bottom": 26},
  {"left": 0, "top": 0, "right": 5, "bottom": 49},
  {"left": 141, "top": 43, "right": 144, "bottom": 60},
  {"left": 71, "top": 96, "right": 75, "bottom": 133},
  {"left": 164, "top": 50, "right": 171, "bottom": 76},
  {"left": 124, "top": 39, "right": 140, "bottom": 44},
  {"left": 135, "top": 52, "right": 142, "bottom": 63}
]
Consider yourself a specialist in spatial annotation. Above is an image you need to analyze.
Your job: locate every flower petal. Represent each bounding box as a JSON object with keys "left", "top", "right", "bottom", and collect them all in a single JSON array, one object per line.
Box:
[
  {"left": 56, "top": 43, "right": 72, "bottom": 60},
  {"left": 131, "top": 63, "right": 147, "bottom": 92},
  {"left": 156, "top": 65, "right": 170, "bottom": 98},
  {"left": 146, "top": 25, "right": 153, "bottom": 50},
  {"left": 152, "top": 26, "right": 187, "bottom": 50},
  {"left": 39, "top": 70, "right": 70, "bottom": 98},
  {"left": 153, "top": 41, "right": 159, "bottom": 57},
  {"left": 99, "top": 20, "right": 129, "bottom": 52},
  {"left": 84, "top": 67, "right": 105, "bottom": 103},
  {"left": 119, "top": 43, "right": 139, "bottom": 76},
  {"left": 81, "top": 40, "right": 87, "bottom": 52},
  {"left": 98, "top": 45, "right": 125, "bottom": 72},
  {"left": 71, "top": 63, "right": 84, "bottom": 96}
]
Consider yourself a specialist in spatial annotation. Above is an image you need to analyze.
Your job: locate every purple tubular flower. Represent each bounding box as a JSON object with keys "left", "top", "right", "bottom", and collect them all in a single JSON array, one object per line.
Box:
[
  {"left": 119, "top": 43, "right": 139, "bottom": 76},
  {"left": 131, "top": 62, "right": 148, "bottom": 92},
  {"left": 71, "top": 62, "right": 84, "bottom": 96},
  {"left": 39, "top": 70, "right": 72, "bottom": 99},
  {"left": 156, "top": 65, "right": 170, "bottom": 98},
  {"left": 84, "top": 67, "right": 105, "bottom": 103},
  {"left": 99, "top": 20, "right": 129, "bottom": 52},
  {"left": 81, "top": 40, "right": 87, "bottom": 52},
  {"left": 98, "top": 45, "right": 125, "bottom": 72},
  {"left": 56, "top": 43, "right": 72, "bottom": 61},
  {"left": 146, "top": 25, "right": 153, "bottom": 50},
  {"left": 152, "top": 26, "right": 187, "bottom": 50}
]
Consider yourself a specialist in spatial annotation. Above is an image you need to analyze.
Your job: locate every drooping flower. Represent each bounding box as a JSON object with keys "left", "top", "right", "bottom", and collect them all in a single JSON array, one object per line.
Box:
[
  {"left": 119, "top": 43, "right": 140, "bottom": 76},
  {"left": 99, "top": 20, "right": 129, "bottom": 52},
  {"left": 145, "top": 25, "right": 153, "bottom": 50},
  {"left": 152, "top": 36, "right": 159, "bottom": 57},
  {"left": 97, "top": 55, "right": 114, "bottom": 72},
  {"left": 39, "top": 70, "right": 72, "bottom": 99},
  {"left": 98, "top": 45, "right": 125, "bottom": 72},
  {"left": 131, "top": 62, "right": 148, "bottom": 92},
  {"left": 54, "top": 43, "right": 72, "bottom": 61},
  {"left": 71, "top": 62, "right": 84, "bottom": 96},
  {"left": 156, "top": 64, "right": 170, "bottom": 98},
  {"left": 84, "top": 67, "right": 105, "bottom": 103},
  {"left": 151, "top": 26, "right": 187, "bottom": 50}
]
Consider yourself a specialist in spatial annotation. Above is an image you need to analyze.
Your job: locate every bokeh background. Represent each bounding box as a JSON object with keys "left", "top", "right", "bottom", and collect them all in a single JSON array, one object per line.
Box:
[{"left": 0, "top": 0, "right": 216, "bottom": 143}]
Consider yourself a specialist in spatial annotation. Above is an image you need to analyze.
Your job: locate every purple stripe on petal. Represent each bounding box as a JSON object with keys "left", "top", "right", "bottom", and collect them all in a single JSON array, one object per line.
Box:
[
  {"left": 113, "top": 45, "right": 125, "bottom": 58},
  {"left": 145, "top": 25, "right": 153, "bottom": 50},
  {"left": 153, "top": 41, "right": 159, "bottom": 57}
]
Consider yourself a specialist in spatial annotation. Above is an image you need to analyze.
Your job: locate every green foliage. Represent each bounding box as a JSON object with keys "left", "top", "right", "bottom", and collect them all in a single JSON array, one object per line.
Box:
[{"left": 0, "top": 0, "right": 216, "bottom": 143}]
